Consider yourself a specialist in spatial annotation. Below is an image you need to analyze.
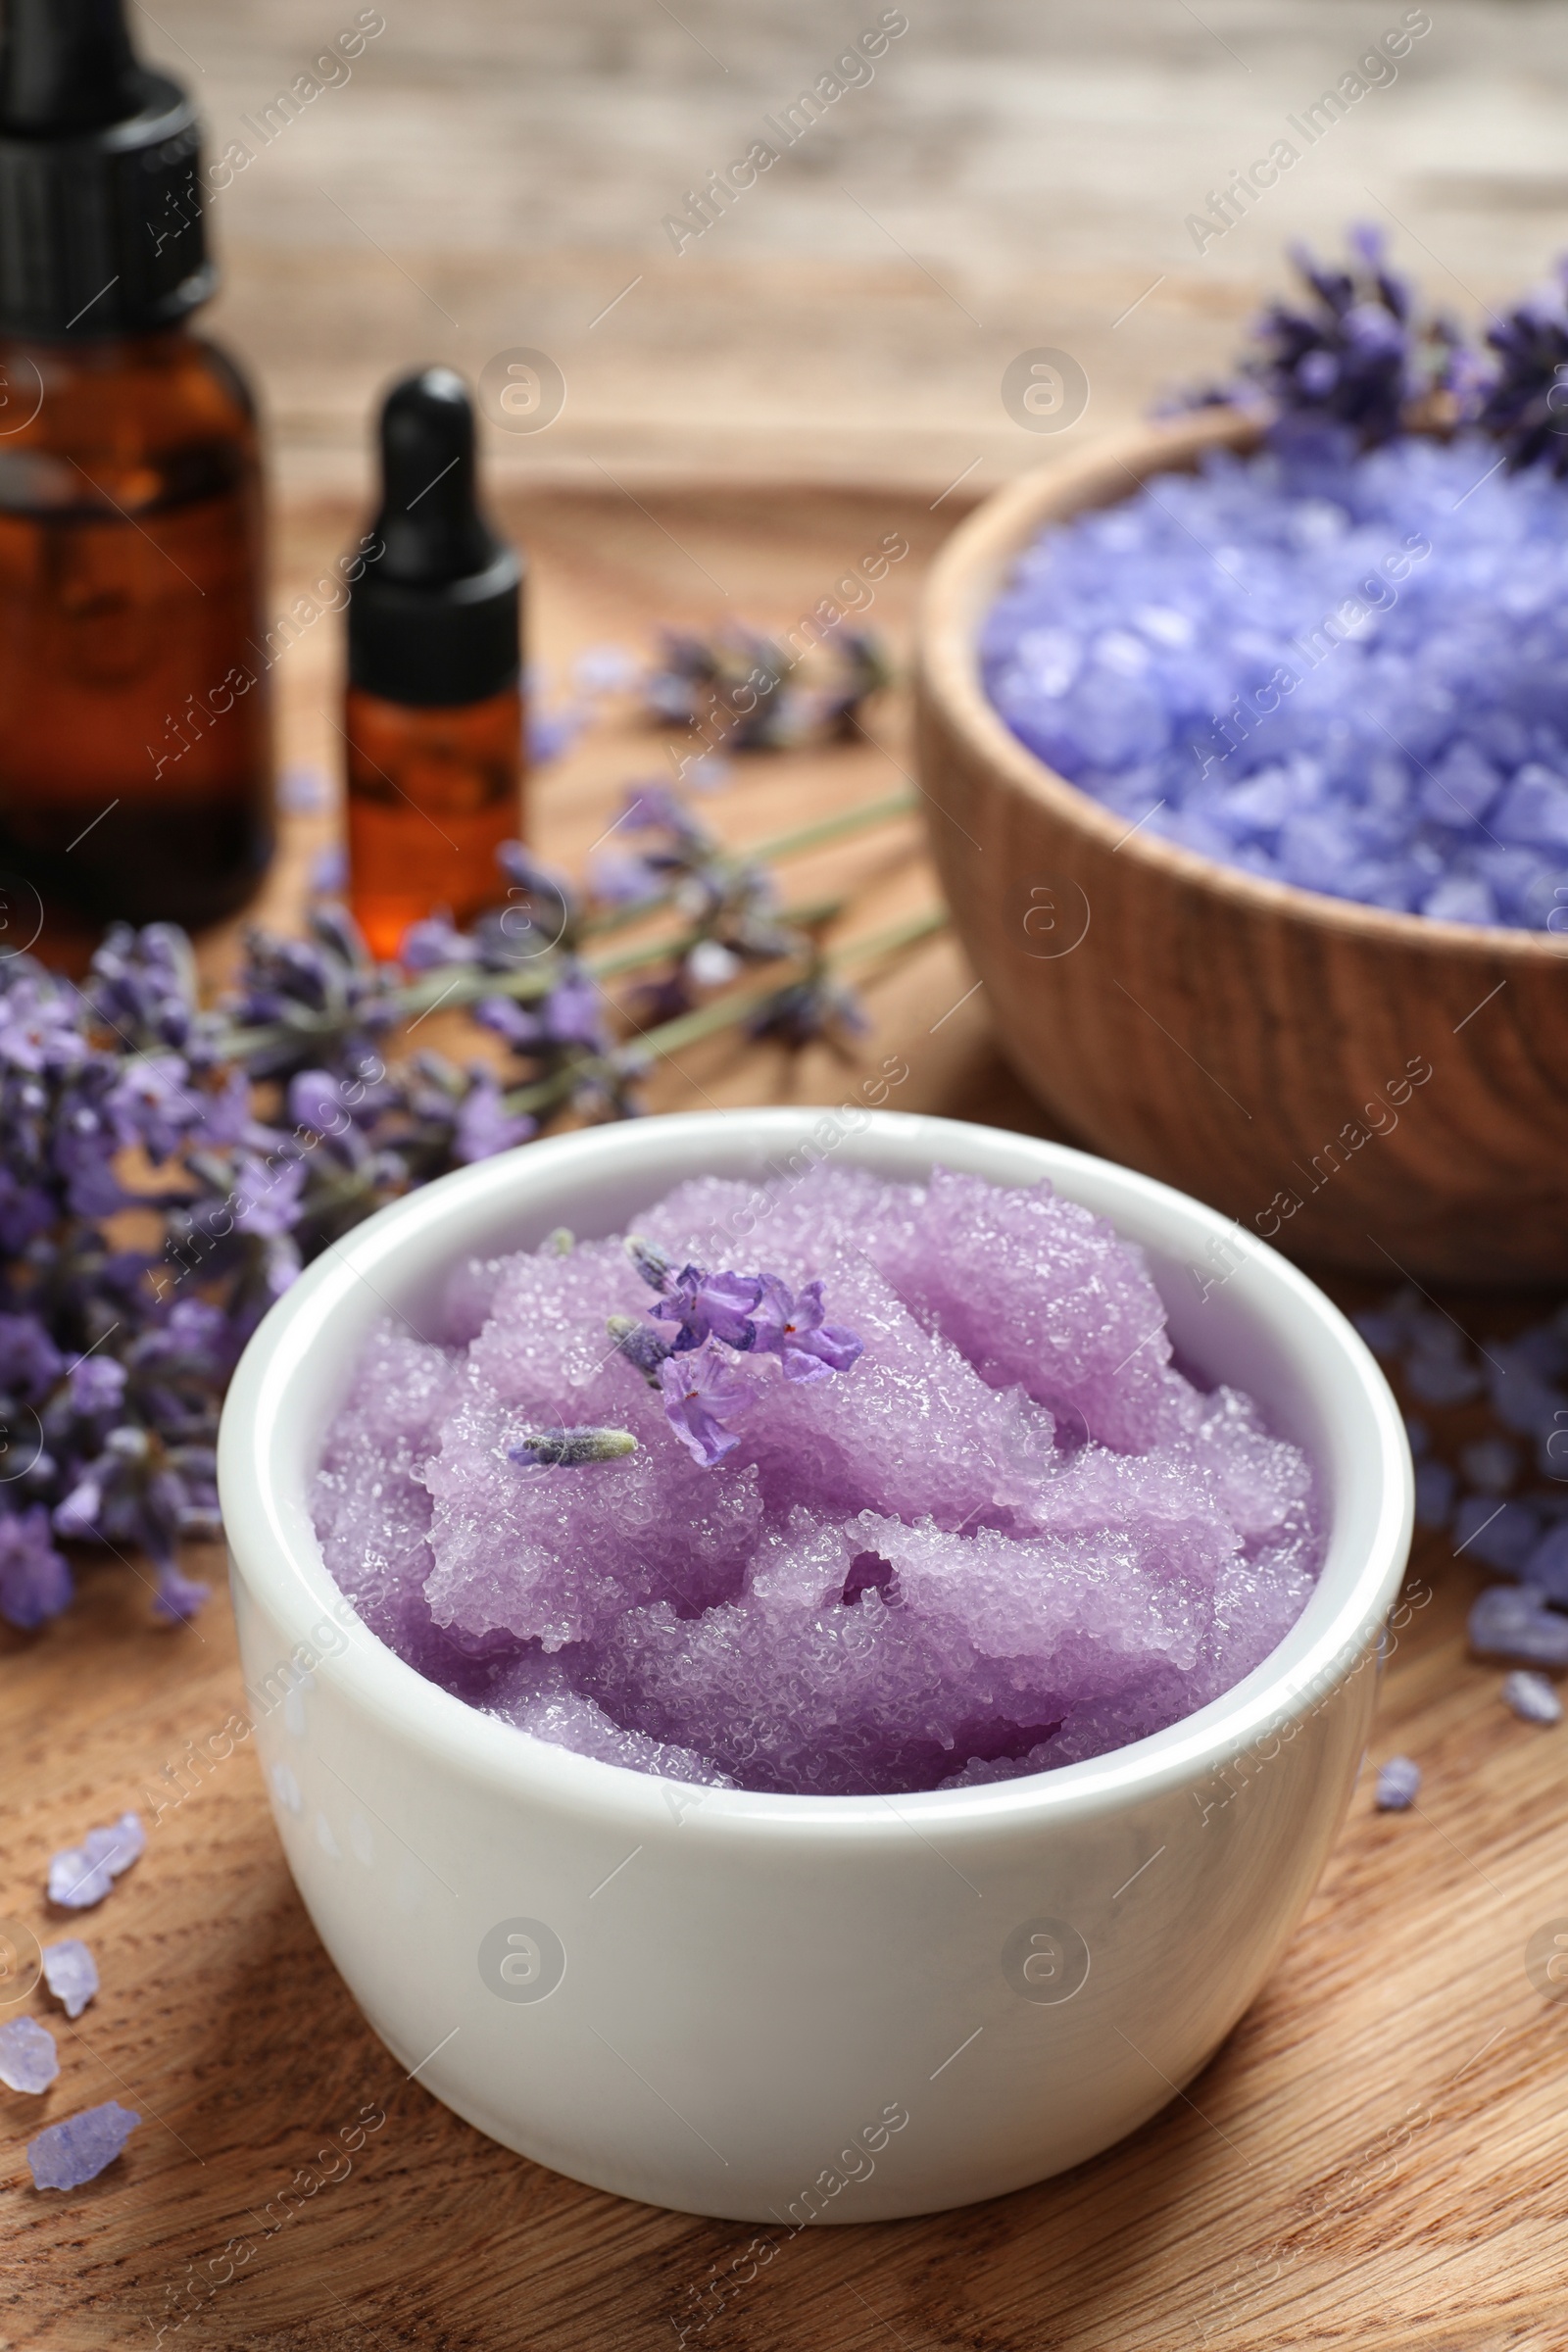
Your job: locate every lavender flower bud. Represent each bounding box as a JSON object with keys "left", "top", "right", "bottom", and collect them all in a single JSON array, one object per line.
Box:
[
  {"left": 607, "top": 1315, "right": 673, "bottom": 1384},
  {"left": 509, "top": 1426, "right": 638, "bottom": 1469},
  {"left": 625, "top": 1235, "right": 674, "bottom": 1293}
]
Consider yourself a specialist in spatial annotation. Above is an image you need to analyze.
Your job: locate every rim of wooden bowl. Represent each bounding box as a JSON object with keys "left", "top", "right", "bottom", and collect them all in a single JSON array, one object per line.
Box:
[{"left": 918, "top": 407, "right": 1568, "bottom": 964}]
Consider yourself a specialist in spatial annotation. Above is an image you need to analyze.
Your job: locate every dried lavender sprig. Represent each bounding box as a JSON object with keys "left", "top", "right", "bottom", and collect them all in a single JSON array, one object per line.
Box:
[
  {"left": 615, "top": 906, "right": 947, "bottom": 1062},
  {"left": 580, "top": 791, "right": 917, "bottom": 940}
]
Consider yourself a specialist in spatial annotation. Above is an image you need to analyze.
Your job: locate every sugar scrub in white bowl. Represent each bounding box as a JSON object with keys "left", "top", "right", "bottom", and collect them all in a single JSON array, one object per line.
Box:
[
  {"left": 219, "top": 1110, "right": 1411, "bottom": 2221},
  {"left": 314, "top": 1164, "right": 1326, "bottom": 1795}
]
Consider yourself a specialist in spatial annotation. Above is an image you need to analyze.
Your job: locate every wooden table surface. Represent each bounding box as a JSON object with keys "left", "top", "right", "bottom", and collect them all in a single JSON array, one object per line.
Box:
[
  {"left": 141, "top": 0, "right": 1568, "bottom": 498},
  {"left": 2, "top": 482, "right": 1565, "bottom": 2351}
]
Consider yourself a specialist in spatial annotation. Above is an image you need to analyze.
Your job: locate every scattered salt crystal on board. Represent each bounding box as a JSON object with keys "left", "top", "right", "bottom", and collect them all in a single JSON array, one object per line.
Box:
[
  {"left": 26, "top": 2100, "right": 139, "bottom": 2190},
  {"left": 41, "top": 1938, "right": 98, "bottom": 2019},
  {"left": 0, "top": 2016, "right": 58, "bottom": 2093},
  {"left": 1502, "top": 1670, "right": 1562, "bottom": 1726},
  {"left": 47, "top": 1811, "right": 145, "bottom": 1909},
  {"left": 1376, "top": 1755, "right": 1421, "bottom": 1811},
  {"left": 1469, "top": 1586, "right": 1568, "bottom": 1668}
]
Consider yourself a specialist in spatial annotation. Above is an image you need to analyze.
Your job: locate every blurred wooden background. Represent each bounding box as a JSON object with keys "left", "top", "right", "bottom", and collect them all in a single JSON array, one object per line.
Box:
[{"left": 139, "top": 0, "right": 1568, "bottom": 500}]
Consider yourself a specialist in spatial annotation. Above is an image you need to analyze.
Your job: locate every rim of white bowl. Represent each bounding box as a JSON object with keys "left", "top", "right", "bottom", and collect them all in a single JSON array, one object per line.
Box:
[{"left": 218, "top": 1108, "right": 1413, "bottom": 1842}]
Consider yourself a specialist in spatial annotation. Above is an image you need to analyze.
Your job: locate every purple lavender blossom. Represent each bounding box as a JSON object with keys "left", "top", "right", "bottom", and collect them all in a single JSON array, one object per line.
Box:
[
  {"left": 0, "top": 1313, "right": 63, "bottom": 1398},
  {"left": 69, "top": 1355, "right": 126, "bottom": 1419},
  {"left": 527, "top": 701, "right": 588, "bottom": 765},
  {"left": 452, "top": 1073, "right": 536, "bottom": 1165},
  {"left": 0, "top": 1507, "right": 72, "bottom": 1630},
  {"left": 607, "top": 1314, "right": 675, "bottom": 1383},
  {"left": 106, "top": 1053, "right": 198, "bottom": 1162},
  {"left": 0, "top": 979, "right": 90, "bottom": 1077},
  {"left": 654, "top": 1267, "right": 763, "bottom": 1352},
  {"left": 625, "top": 1235, "right": 676, "bottom": 1293},
  {"left": 27, "top": 2100, "right": 140, "bottom": 2190},
  {"left": 1188, "top": 225, "right": 1463, "bottom": 451},
  {"left": 750, "top": 1276, "right": 864, "bottom": 1383},
  {"left": 747, "top": 970, "right": 868, "bottom": 1048},
  {"left": 0, "top": 1169, "right": 55, "bottom": 1251},
  {"left": 287, "top": 1068, "right": 361, "bottom": 1137},
  {"left": 228, "top": 1152, "right": 308, "bottom": 1240},
  {"left": 1478, "top": 257, "right": 1568, "bottom": 476},
  {"left": 659, "top": 1348, "right": 755, "bottom": 1467},
  {"left": 475, "top": 966, "right": 606, "bottom": 1055},
  {"left": 153, "top": 1561, "right": 210, "bottom": 1624},
  {"left": 398, "top": 915, "right": 479, "bottom": 973}
]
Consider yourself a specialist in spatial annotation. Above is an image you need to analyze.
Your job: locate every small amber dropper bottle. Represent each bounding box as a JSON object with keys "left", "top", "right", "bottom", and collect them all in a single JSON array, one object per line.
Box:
[
  {"left": 0, "top": 0, "right": 271, "bottom": 931},
  {"left": 345, "top": 368, "right": 524, "bottom": 963}
]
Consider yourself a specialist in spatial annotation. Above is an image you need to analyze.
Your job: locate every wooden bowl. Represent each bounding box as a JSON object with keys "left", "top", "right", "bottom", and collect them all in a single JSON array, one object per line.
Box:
[{"left": 915, "top": 411, "right": 1568, "bottom": 1285}]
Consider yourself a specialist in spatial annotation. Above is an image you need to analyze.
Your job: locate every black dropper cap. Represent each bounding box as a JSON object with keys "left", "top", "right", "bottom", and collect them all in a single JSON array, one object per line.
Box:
[
  {"left": 0, "top": 0, "right": 214, "bottom": 338},
  {"left": 348, "top": 368, "right": 522, "bottom": 709}
]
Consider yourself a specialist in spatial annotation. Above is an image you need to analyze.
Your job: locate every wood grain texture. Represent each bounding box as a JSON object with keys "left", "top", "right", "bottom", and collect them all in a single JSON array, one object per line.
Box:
[
  {"left": 915, "top": 415, "right": 1568, "bottom": 1284},
  {"left": 132, "top": 0, "right": 1568, "bottom": 497},
  {"left": 2, "top": 487, "right": 1562, "bottom": 2352}
]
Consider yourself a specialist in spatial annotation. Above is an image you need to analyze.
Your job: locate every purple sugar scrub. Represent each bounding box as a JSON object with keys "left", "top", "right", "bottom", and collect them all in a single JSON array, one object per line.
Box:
[
  {"left": 312, "top": 1165, "right": 1325, "bottom": 1795},
  {"left": 983, "top": 432, "right": 1568, "bottom": 930}
]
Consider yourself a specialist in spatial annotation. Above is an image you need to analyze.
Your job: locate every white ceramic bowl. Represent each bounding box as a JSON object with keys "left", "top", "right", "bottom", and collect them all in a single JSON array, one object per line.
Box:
[{"left": 219, "top": 1108, "right": 1411, "bottom": 2223}]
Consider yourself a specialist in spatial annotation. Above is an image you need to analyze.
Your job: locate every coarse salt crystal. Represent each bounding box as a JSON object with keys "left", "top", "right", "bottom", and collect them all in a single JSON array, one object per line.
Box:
[
  {"left": 1469, "top": 1585, "right": 1568, "bottom": 1667},
  {"left": 1375, "top": 1755, "right": 1422, "bottom": 1810},
  {"left": 0, "top": 2015, "right": 59, "bottom": 2093},
  {"left": 26, "top": 2100, "right": 139, "bottom": 2190},
  {"left": 1502, "top": 1670, "right": 1562, "bottom": 1725},
  {"left": 47, "top": 1811, "right": 145, "bottom": 1909},
  {"left": 40, "top": 1938, "right": 98, "bottom": 2020}
]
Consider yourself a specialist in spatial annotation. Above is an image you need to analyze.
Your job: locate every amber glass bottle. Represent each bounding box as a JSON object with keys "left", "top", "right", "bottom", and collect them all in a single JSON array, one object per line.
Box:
[
  {"left": 0, "top": 0, "right": 270, "bottom": 930},
  {"left": 346, "top": 368, "right": 523, "bottom": 962}
]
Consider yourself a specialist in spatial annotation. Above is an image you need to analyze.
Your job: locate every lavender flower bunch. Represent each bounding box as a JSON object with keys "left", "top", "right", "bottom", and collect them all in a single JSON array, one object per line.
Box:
[
  {"left": 1233, "top": 225, "right": 1465, "bottom": 449},
  {"left": 641, "top": 624, "right": 891, "bottom": 753},
  {"left": 1179, "top": 223, "right": 1568, "bottom": 478},
  {"left": 1477, "top": 256, "right": 1568, "bottom": 476}
]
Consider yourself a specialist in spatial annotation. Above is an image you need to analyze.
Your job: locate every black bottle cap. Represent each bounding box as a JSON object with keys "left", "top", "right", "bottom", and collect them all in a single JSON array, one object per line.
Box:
[
  {"left": 0, "top": 0, "right": 214, "bottom": 338},
  {"left": 348, "top": 368, "right": 522, "bottom": 709}
]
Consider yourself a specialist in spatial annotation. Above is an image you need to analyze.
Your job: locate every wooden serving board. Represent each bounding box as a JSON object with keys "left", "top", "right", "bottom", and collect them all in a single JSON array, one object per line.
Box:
[{"left": 2, "top": 486, "right": 1562, "bottom": 2352}]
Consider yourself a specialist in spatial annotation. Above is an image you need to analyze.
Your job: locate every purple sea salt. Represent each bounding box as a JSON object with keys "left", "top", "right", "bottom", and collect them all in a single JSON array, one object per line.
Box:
[
  {"left": 313, "top": 1165, "right": 1326, "bottom": 1795},
  {"left": 1375, "top": 1755, "right": 1422, "bottom": 1810},
  {"left": 41, "top": 1938, "right": 98, "bottom": 2019},
  {"left": 1468, "top": 1584, "right": 1568, "bottom": 1667},
  {"left": 983, "top": 433, "right": 1568, "bottom": 930},
  {"left": 1452, "top": 1494, "right": 1541, "bottom": 1574},
  {"left": 1501, "top": 1669, "right": 1562, "bottom": 1725},
  {"left": 0, "top": 2015, "right": 59, "bottom": 2092},
  {"left": 47, "top": 1811, "right": 145, "bottom": 1909},
  {"left": 26, "top": 2099, "right": 139, "bottom": 2190}
]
